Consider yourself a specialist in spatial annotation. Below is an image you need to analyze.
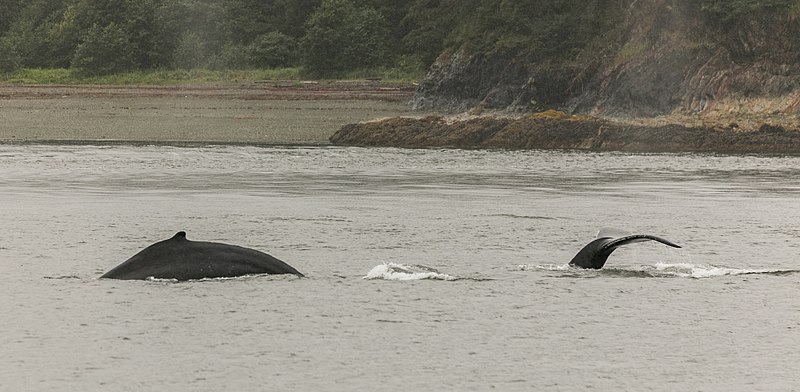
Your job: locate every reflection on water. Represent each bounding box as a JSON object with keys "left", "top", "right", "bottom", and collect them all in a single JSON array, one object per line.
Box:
[
  {"left": 4, "top": 145, "right": 800, "bottom": 195},
  {"left": 3, "top": 145, "right": 799, "bottom": 269},
  {"left": 525, "top": 261, "right": 800, "bottom": 279},
  {"left": 1, "top": 144, "right": 800, "bottom": 391}
]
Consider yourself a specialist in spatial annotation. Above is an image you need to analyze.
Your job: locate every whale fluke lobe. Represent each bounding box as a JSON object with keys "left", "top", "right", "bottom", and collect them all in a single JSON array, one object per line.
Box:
[
  {"left": 101, "top": 231, "right": 303, "bottom": 280},
  {"left": 569, "top": 231, "right": 682, "bottom": 269}
]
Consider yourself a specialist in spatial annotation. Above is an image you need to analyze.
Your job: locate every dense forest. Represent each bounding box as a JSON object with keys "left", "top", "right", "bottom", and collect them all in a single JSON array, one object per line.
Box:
[{"left": 0, "top": 0, "right": 798, "bottom": 78}]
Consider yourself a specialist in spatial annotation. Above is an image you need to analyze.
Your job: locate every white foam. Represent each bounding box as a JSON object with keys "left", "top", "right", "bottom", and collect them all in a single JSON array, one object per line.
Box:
[
  {"left": 520, "top": 262, "right": 788, "bottom": 279},
  {"left": 143, "top": 273, "right": 298, "bottom": 283},
  {"left": 364, "top": 263, "right": 458, "bottom": 281},
  {"left": 519, "top": 264, "right": 571, "bottom": 271},
  {"left": 653, "top": 262, "right": 771, "bottom": 278},
  {"left": 145, "top": 276, "right": 179, "bottom": 283}
]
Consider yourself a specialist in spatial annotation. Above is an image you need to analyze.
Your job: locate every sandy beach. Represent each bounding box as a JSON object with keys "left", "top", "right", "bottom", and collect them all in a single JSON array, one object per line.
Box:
[{"left": 0, "top": 83, "right": 416, "bottom": 145}]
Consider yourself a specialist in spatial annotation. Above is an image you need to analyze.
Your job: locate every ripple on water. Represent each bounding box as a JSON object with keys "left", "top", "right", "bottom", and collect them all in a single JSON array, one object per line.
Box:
[{"left": 2, "top": 144, "right": 800, "bottom": 391}]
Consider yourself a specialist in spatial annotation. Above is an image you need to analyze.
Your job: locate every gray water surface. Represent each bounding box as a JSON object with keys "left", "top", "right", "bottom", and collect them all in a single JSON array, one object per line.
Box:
[{"left": 1, "top": 145, "right": 799, "bottom": 391}]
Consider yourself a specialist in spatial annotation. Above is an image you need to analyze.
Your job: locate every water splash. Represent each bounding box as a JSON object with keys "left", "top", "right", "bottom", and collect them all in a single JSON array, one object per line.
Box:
[
  {"left": 140, "top": 273, "right": 302, "bottom": 283},
  {"left": 649, "top": 262, "right": 799, "bottom": 278},
  {"left": 364, "top": 263, "right": 458, "bottom": 281},
  {"left": 520, "top": 263, "right": 800, "bottom": 279}
]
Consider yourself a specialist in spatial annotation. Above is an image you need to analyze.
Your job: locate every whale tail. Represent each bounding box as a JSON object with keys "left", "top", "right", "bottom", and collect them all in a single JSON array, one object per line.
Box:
[
  {"left": 603, "top": 234, "right": 681, "bottom": 251},
  {"left": 569, "top": 230, "right": 682, "bottom": 269}
]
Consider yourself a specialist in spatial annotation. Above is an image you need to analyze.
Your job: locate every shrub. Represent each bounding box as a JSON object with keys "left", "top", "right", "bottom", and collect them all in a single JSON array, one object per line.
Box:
[
  {"left": 172, "top": 31, "right": 206, "bottom": 69},
  {"left": 209, "top": 43, "right": 250, "bottom": 70},
  {"left": 301, "top": 0, "right": 390, "bottom": 77},
  {"left": 247, "top": 32, "right": 298, "bottom": 68},
  {"left": 72, "top": 23, "right": 137, "bottom": 76},
  {"left": 0, "top": 38, "right": 20, "bottom": 73},
  {"left": 700, "top": 0, "right": 800, "bottom": 20}
]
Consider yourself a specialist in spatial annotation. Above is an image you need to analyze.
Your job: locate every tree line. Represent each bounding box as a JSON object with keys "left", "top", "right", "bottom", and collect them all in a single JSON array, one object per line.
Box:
[
  {"left": 0, "top": 0, "right": 415, "bottom": 76},
  {"left": 1, "top": 0, "right": 796, "bottom": 77}
]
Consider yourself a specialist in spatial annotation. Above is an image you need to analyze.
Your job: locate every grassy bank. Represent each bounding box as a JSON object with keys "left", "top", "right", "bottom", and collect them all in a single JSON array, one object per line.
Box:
[
  {"left": 0, "top": 67, "right": 424, "bottom": 85},
  {"left": 0, "top": 68, "right": 302, "bottom": 85}
]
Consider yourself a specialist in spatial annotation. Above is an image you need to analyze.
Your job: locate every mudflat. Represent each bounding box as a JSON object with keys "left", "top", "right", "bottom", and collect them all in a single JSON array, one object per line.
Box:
[{"left": 0, "top": 83, "right": 416, "bottom": 145}]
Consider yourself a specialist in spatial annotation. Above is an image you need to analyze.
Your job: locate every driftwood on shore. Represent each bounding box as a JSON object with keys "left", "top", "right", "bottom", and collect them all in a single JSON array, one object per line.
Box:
[{"left": 330, "top": 112, "right": 800, "bottom": 154}]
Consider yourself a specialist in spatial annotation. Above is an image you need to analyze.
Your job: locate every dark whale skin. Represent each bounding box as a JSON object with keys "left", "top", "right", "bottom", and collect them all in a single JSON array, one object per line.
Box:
[
  {"left": 569, "top": 234, "right": 681, "bottom": 269},
  {"left": 101, "top": 232, "right": 303, "bottom": 280}
]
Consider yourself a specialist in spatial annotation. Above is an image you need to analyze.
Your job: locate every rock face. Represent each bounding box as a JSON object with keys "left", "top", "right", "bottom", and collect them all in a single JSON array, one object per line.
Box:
[
  {"left": 411, "top": 0, "right": 800, "bottom": 121},
  {"left": 335, "top": 0, "right": 800, "bottom": 153},
  {"left": 330, "top": 113, "right": 800, "bottom": 154}
]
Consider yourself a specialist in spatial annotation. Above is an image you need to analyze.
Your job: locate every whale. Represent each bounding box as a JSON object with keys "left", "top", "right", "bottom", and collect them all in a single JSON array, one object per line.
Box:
[
  {"left": 101, "top": 231, "right": 303, "bottom": 280},
  {"left": 569, "top": 229, "right": 681, "bottom": 269}
]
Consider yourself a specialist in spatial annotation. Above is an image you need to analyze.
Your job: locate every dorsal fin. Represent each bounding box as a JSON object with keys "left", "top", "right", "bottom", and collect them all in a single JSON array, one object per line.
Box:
[{"left": 172, "top": 231, "right": 187, "bottom": 240}]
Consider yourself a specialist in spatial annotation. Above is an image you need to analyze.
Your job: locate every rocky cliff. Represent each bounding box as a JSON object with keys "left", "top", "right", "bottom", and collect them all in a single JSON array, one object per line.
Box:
[{"left": 411, "top": 0, "right": 800, "bottom": 128}]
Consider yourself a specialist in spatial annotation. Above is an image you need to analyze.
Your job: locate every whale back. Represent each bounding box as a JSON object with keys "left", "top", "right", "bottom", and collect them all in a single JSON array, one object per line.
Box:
[{"left": 101, "top": 231, "right": 303, "bottom": 280}]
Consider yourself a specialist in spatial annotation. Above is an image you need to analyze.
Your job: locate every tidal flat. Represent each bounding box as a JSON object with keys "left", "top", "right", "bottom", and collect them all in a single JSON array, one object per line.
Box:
[{"left": 0, "top": 83, "right": 415, "bottom": 145}]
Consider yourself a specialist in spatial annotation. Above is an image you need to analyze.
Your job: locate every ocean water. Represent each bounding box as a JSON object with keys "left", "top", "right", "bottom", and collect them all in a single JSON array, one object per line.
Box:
[{"left": 1, "top": 144, "right": 799, "bottom": 391}]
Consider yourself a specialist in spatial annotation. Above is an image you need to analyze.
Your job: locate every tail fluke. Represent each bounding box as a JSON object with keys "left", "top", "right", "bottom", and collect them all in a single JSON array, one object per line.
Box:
[
  {"left": 602, "top": 235, "right": 681, "bottom": 251},
  {"left": 570, "top": 232, "right": 681, "bottom": 269}
]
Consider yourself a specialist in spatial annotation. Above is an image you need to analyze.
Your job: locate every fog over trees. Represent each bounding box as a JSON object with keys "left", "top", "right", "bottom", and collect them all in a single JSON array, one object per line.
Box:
[{"left": 0, "top": 0, "right": 796, "bottom": 76}]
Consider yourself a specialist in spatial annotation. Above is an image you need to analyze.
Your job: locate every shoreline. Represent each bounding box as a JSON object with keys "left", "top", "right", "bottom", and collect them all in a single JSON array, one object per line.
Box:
[
  {"left": 330, "top": 111, "right": 800, "bottom": 155},
  {"left": 4, "top": 84, "right": 800, "bottom": 154},
  {"left": 0, "top": 83, "right": 415, "bottom": 145},
  {"left": 0, "top": 81, "right": 415, "bottom": 100}
]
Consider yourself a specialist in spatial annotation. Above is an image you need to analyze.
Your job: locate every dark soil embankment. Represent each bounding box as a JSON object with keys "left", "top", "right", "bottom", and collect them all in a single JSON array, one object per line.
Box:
[{"left": 330, "top": 113, "right": 800, "bottom": 154}]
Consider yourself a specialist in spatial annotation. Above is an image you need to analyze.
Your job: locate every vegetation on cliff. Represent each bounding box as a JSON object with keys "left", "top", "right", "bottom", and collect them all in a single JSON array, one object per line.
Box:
[
  {"left": 3, "top": 0, "right": 796, "bottom": 78},
  {"left": 699, "top": 0, "right": 800, "bottom": 20},
  {"left": 412, "top": 0, "right": 800, "bottom": 125},
  {"left": 2, "top": 0, "right": 799, "bottom": 135},
  {"left": 0, "top": 0, "right": 422, "bottom": 77}
]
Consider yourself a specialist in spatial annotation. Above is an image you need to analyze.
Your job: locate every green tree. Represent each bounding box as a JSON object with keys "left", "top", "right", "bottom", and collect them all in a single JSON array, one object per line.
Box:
[
  {"left": 172, "top": 31, "right": 207, "bottom": 69},
  {"left": 0, "top": 0, "right": 24, "bottom": 35},
  {"left": 224, "top": 0, "right": 274, "bottom": 44},
  {"left": 69, "top": 0, "right": 173, "bottom": 69},
  {"left": 161, "top": 0, "right": 228, "bottom": 68},
  {"left": 302, "top": 0, "right": 390, "bottom": 76},
  {"left": 0, "top": 38, "right": 19, "bottom": 73},
  {"left": 420, "top": 0, "right": 623, "bottom": 62},
  {"left": 365, "top": 0, "right": 414, "bottom": 56},
  {"left": 0, "top": 0, "right": 636, "bottom": 76},
  {"left": 71, "top": 22, "right": 136, "bottom": 75},
  {"left": 248, "top": 31, "right": 299, "bottom": 68},
  {"left": 274, "top": 0, "right": 321, "bottom": 39},
  {"left": 402, "top": 0, "right": 475, "bottom": 65},
  {"left": 225, "top": 0, "right": 320, "bottom": 43},
  {"left": 2, "top": 0, "right": 75, "bottom": 67}
]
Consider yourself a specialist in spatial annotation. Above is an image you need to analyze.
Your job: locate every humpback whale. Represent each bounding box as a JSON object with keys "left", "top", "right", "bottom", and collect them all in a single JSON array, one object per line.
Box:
[
  {"left": 569, "top": 229, "right": 681, "bottom": 269},
  {"left": 101, "top": 231, "right": 303, "bottom": 280}
]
